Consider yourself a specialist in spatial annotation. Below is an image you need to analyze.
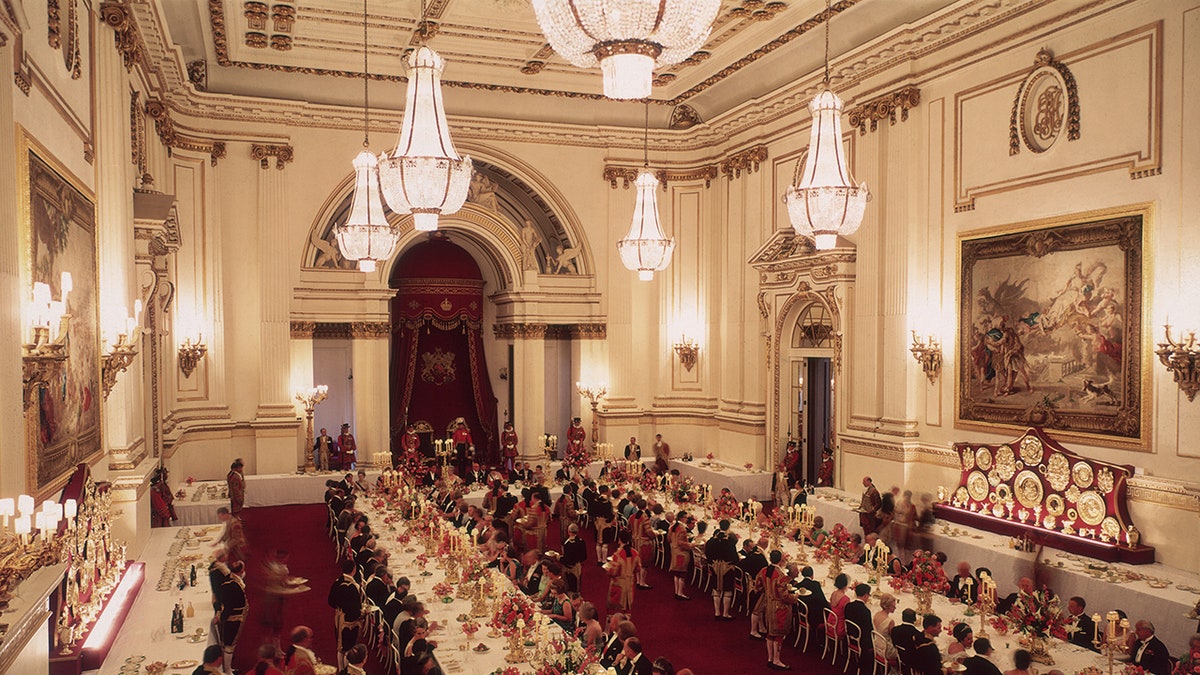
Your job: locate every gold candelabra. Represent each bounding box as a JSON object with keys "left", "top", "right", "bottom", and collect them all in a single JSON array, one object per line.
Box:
[
  {"left": 910, "top": 331, "right": 942, "bottom": 384},
  {"left": 295, "top": 385, "right": 329, "bottom": 473},
  {"left": 101, "top": 333, "right": 139, "bottom": 398},
  {"left": 1156, "top": 324, "right": 1199, "bottom": 401},
  {"left": 23, "top": 275, "right": 73, "bottom": 410},
  {"left": 575, "top": 381, "right": 607, "bottom": 454},
  {"left": 673, "top": 334, "right": 699, "bottom": 371},
  {"left": 178, "top": 335, "right": 207, "bottom": 378},
  {"left": 1092, "top": 611, "right": 1131, "bottom": 675}
]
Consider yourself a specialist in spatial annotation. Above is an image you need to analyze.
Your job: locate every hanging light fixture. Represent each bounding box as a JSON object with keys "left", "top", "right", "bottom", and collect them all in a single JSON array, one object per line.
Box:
[
  {"left": 530, "top": 0, "right": 721, "bottom": 100},
  {"left": 616, "top": 103, "right": 675, "bottom": 280},
  {"left": 783, "top": 0, "right": 869, "bottom": 250},
  {"left": 377, "top": 2, "right": 472, "bottom": 233},
  {"left": 336, "top": 0, "right": 397, "bottom": 273}
]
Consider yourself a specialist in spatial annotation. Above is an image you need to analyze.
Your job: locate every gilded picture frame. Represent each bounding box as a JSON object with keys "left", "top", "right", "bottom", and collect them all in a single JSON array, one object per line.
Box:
[
  {"left": 18, "top": 129, "right": 103, "bottom": 495},
  {"left": 956, "top": 205, "right": 1149, "bottom": 449}
]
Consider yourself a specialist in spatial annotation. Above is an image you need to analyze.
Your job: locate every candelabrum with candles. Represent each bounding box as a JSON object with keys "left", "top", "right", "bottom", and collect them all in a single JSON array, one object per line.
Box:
[
  {"left": 977, "top": 573, "right": 997, "bottom": 639},
  {"left": 910, "top": 331, "right": 942, "bottom": 384},
  {"left": 177, "top": 334, "right": 207, "bottom": 378},
  {"left": 1156, "top": 324, "right": 1199, "bottom": 401},
  {"left": 1093, "top": 611, "right": 1131, "bottom": 675},
  {"left": 23, "top": 274, "right": 73, "bottom": 410},
  {"left": 575, "top": 381, "right": 607, "bottom": 454},
  {"left": 295, "top": 385, "right": 329, "bottom": 473},
  {"left": 101, "top": 301, "right": 143, "bottom": 398}
]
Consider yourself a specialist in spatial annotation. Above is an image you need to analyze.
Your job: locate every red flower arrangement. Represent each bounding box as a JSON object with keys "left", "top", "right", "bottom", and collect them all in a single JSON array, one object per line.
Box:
[
  {"left": 814, "top": 523, "right": 854, "bottom": 562},
  {"left": 672, "top": 476, "right": 699, "bottom": 504},
  {"left": 563, "top": 444, "right": 590, "bottom": 469},
  {"left": 491, "top": 592, "right": 536, "bottom": 633},
  {"left": 905, "top": 550, "right": 951, "bottom": 594},
  {"left": 744, "top": 462, "right": 755, "bottom": 471},
  {"left": 1006, "top": 588, "right": 1067, "bottom": 639},
  {"left": 489, "top": 668, "right": 520, "bottom": 675},
  {"left": 758, "top": 508, "right": 790, "bottom": 540},
  {"left": 534, "top": 633, "right": 599, "bottom": 675},
  {"left": 1123, "top": 666, "right": 1147, "bottom": 675},
  {"left": 706, "top": 452, "right": 715, "bottom": 461},
  {"left": 989, "top": 615, "right": 1010, "bottom": 635},
  {"left": 713, "top": 489, "right": 741, "bottom": 520},
  {"left": 431, "top": 581, "right": 454, "bottom": 598},
  {"left": 1171, "top": 649, "right": 1200, "bottom": 675},
  {"left": 639, "top": 472, "right": 659, "bottom": 494}
]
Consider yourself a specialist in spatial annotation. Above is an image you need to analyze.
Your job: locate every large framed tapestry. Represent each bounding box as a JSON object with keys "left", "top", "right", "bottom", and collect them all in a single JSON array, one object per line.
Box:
[
  {"left": 957, "top": 206, "right": 1148, "bottom": 448},
  {"left": 18, "top": 130, "right": 103, "bottom": 495}
]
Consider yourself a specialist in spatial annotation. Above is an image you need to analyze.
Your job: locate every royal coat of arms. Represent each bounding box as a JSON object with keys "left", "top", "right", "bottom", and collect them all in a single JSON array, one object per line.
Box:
[{"left": 420, "top": 348, "right": 456, "bottom": 386}]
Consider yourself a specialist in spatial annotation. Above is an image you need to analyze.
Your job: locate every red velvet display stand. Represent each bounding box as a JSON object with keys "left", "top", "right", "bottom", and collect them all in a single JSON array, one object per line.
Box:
[
  {"left": 49, "top": 562, "right": 145, "bottom": 675},
  {"left": 933, "top": 504, "right": 1155, "bottom": 564}
]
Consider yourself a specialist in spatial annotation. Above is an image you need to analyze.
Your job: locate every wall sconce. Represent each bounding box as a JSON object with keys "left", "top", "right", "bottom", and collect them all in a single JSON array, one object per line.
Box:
[
  {"left": 673, "top": 334, "right": 699, "bottom": 371},
  {"left": 575, "top": 381, "right": 607, "bottom": 455},
  {"left": 909, "top": 330, "right": 942, "bottom": 384},
  {"left": 295, "top": 385, "right": 329, "bottom": 473},
  {"left": 22, "top": 273, "right": 72, "bottom": 410},
  {"left": 1155, "top": 324, "right": 1198, "bottom": 401},
  {"left": 101, "top": 300, "right": 142, "bottom": 398},
  {"left": 178, "top": 334, "right": 208, "bottom": 378}
]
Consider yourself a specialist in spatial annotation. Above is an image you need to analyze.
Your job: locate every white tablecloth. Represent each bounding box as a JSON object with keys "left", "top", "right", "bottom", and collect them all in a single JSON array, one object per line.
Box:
[
  {"left": 173, "top": 471, "right": 381, "bottom": 525},
  {"left": 671, "top": 460, "right": 774, "bottom": 500},
  {"left": 807, "top": 488, "right": 1200, "bottom": 654}
]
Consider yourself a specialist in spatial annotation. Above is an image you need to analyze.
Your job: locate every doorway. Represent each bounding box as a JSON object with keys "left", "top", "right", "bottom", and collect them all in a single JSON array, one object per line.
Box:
[{"left": 787, "top": 301, "right": 836, "bottom": 485}]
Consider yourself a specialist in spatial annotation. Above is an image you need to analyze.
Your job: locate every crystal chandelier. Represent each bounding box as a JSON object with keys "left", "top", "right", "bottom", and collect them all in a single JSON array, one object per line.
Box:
[
  {"left": 783, "top": 0, "right": 869, "bottom": 250},
  {"left": 616, "top": 104, "right": 675, "bottom": 280},
  {"left": 336, "top": 0, "right": 398, "bottom": 273},
  {"left": 377, "top": 44, "right": 473, "bottom": 232},
  {"left": 530, "top": 0, "right": 721, "bottom": 100}
]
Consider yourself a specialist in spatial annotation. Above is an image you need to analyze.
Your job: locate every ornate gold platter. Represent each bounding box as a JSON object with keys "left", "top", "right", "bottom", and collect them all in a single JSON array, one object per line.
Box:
[
  {"left": 1096, "top": 467, "right": 1115, "bottom": 494},
  {"left": 1043, "top": 453, "right": 1070, "bottom": 492},
  {"left": 1045, "top": 493, "right": 1065, "bottom": 516},
  {"left": 995, "top": 483, "right": 1012, "bottom": 503},
  {"left": 1101, "top": 517, "right": 1120, "bottom": 540},
  {"left": 1065, "top": 485, "right": 1081, "bottom": 504},
  {"left": 995, "top": 445, "right": 1017, "bottom": 481},
  {"left": 1078, "top": 491, "right": 1106, "bottom": 526},
  {"left": 1067, "top": 507, "right": 1078, "bottom": 521},
  {"left": 1072, "top": 462, "right": 1094, "bottom": 488},
  {"left": 1019, "top": 436, "right": 1044, "bottom": 465},
  {"left": 1014, "top": 470, "right": 1044, "bottom": 508},
  {"left": 961, "top": 447, "right": 976, "bottom": 471},
  {"left": 976, "top": 446, "right": 993, "bottom": 471},
  {"left": 967, "top": 471, "right": 989, "bottom": 502}
]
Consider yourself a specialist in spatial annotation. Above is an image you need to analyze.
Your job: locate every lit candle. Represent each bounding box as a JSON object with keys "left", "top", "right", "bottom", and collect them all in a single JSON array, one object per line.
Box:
[
  {"left": 0, "top": 498, "right": 12, "bottom": 528},
  {"left": 17, "top": 494, "right": 33, "bottom": 516}
]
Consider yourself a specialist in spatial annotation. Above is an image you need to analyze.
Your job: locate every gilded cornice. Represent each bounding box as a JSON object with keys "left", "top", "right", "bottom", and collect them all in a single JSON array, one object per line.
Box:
[
  {"left": 250, "top": 143, "right": 294, "bottom": 169},
  {"left": 144, "top": 98, "right": 227, "bottom": 166},
  {"left": 100, "top": 0, "right": 149, "bottom": 73},
  {"left": 493, "top": 323, "right": 548, "bottom": 340},
  {"left": 289, "top": 321, "right": 391, "bottom": 340},
  {"left": 845, "top": 86, "right": 921, "bottom": 135},
  {"left": 491, "top": 323, "right": 606, "bottom": 340},
  {"left": 603, "top": 165, "right": 718, "bottom": 190},
  {"left": 1125, "top": 476, "right": 1200, "bottom": 513},
  {"left": 720, "top": 145, "right": 768, "bottom": 179}
]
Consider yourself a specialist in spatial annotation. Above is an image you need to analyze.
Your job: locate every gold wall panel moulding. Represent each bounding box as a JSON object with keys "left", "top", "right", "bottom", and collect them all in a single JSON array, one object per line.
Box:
[
  {"left": 846, "top": 85, "right": 920, "bottom": 135},
  {"left": 669, "top": 104, "right": 702, "bottom": 130},
  {"left": 289, "top": 320, "right": 316, "bottom": 339},
  {"left": 270, "top": 34, "right": 292, "bottom": 51},
  {"left": 840, "top": 436, "right": 906, "bottom": 463},
  {"left": 271, "top": 3, "right": 295, "bottom": 32},
  {"left": 144, "top": 99, "right": 227, "bottom": 166},
  {"left": 100, "top": 0, "right": 148, "bottom": 73},
  {"left": 493, "top": 322, "right": 548, "bottom": 340},
  {"left": 250, "top": 143, "right": 294, "bottom": 169},
  {"left": 244, "top": 31, "right": 267, "bottom": 48},
  {"left": 1125, "top": 476, "right": 1200, "bottom": 512},
  {"left": 721, "top": 145, "right": 768, "bottom": 179},
  {"left": 1009, "top": 49, "right": 1079, "bottom": 155},
  {"left": 243, "top": 1, "right": 268, "bottom": 31},
  {"left": 493, "top": 322, "right": 604, "bottom": 340},
  {"left": 602, "top": 165, "right": 718, "bottom": 190}
]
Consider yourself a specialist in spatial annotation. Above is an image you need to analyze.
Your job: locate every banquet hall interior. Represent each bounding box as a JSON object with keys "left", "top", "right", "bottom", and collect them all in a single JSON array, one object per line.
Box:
[{"left": 1, "top": 0, "right": 1198, "bottom": 673}]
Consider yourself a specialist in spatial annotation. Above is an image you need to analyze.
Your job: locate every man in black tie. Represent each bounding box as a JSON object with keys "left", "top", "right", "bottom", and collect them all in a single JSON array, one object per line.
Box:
[
  {"left": 797, "top": 566, "right": 828, "bottom": 617},
  {"left": 618, "top": 637, "right": 654, "bottom": 675},
  {"left": 737, "top": 538, "right": 768, "bottom": 579},
  {"left": 561, "top": 523, "right": 588, "bottom": 592},
  {"left": 1066, "top": 596, "right": 1098, "bottom": 651},
  {"left": 465, "top": 462, "right": 488, "bottom": 486},
  {"left": 949, "top": 561, "right": 979, "bottom": 604},
  {"left": 600, "top": 617, "right": 635, "bottom": 668},
  {"left": 890, "top": 608, "right": 921, "bottom": 660},
  {"left": 1131, "top": 620, "right": 1172, "bottom": 675},
  {"left": 845, "top": 584, "right": 875, "bottom": 667},
  {"left": 962, "top": 638, "right": 1003, "bottom": 675},
  {"left": 911, "top": 614, "right": 946, "bottom": 675},
  {"left": 624, "top": 437, "right": 641, "bottom": 460}
]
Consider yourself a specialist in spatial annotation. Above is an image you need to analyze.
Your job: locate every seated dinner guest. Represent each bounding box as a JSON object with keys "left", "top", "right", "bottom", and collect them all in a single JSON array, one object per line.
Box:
[
  {"left": 1005, "top": 648, "right": 1034, "bottom": 675},
  {"left": 1065, "top": 596, "right": 1097, "bottom": 652},
  {"left": 1131, "top": 620, "right": 1171, "bottom": 675},
  {"left": 873, "top": 593, "right": 899, "bottom": 661},
  {"left": 947, "top": 622, "right": 974, "bottom": 659},
  {"left": 912, "top": 614, "right": 946, "bottom": 675},
  {"left": 950, "top": 561, "right": 979, "bottom": 604},
  {"left": 963, "top": 638, "right": 1002, "bottom": 675}
]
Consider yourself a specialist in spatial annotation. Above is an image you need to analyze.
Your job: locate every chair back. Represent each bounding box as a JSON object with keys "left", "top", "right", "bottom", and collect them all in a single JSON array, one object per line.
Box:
[
  {"left": 795, "top": 598, "right": 810, "bottom": 627},
  {"left": 823, "top": 607, "right": 838, "bottom": 634},
  {"left": 872, "top": 631, "right": 889, "bottom": 663},
  {"left": 846, "top": 621, "right": 863, "bottom": 654}
]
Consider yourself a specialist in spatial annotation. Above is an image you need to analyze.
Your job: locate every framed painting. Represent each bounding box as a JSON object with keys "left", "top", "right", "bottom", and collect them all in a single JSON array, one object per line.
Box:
[
  {"left": 18, "top": 129, "right": 103, "bottom": 495},
  {"left": 957, "top": 206, "right": 1149, "bottom": 449}
]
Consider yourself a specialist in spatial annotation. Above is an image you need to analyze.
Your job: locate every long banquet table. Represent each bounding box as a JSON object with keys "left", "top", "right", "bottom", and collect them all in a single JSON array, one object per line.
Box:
[
  {"left": 805, "top": 487, "right": 1200, "bottom": 654},
  {"left": 173, "top": 471, "right": 382, "bottom": 526}
]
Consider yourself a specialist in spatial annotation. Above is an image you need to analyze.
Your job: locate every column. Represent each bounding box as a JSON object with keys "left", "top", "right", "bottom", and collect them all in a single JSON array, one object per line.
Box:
[
  {"left": 0, "top": 43, "right": 24, "bottom": 495},
  {"left": 514, "top": 327, "right": 546, "bottom": 462},
  {"left": 350, "top": 330, "right": 389, "bottom": 467}
]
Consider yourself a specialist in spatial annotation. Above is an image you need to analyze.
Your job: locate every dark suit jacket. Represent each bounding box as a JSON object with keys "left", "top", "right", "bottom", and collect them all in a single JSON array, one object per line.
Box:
[
  {"left": 738, "top": 550, "right": 768, "bottom": 578},
  {"left": 844, "top": 599, "right": 874, "bottom": 650},
  {"left": 1133, "top": 635, "right": 1172, "bottom": 675},
  {"left": 600, "top": 634, "right": 623, "bottom": 667},
  {"left": 618, "top": 653, "right": 653, "bottom": 675},
  {"left": 1069, "top": 612, "right": 1098, "bottom": 651},
  {"left": 950, "top": 574, "right": 979, "bottom": 604},
  {"left": 891, "top": 623, "right": 921, "bottom": 663},
  {"left": 963, "top": 654, "right": 1003, "bottom": 675},
  {"left": 562, "top": 536, "right": 588, "bottom": 567},
  {"left": 911, "top": 633, "right": 944, "bottom": 675},
  {"left": 494, "top": 494, "right": 518, "bottom": 519},
  {"left": 798, "top": 577, "right": 828, "bottom": 615}
]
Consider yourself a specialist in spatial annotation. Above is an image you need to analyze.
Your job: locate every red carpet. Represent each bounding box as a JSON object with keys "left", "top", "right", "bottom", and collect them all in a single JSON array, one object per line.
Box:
[{"left": 229, "top": 503, "right": 847, "bottom": 675}]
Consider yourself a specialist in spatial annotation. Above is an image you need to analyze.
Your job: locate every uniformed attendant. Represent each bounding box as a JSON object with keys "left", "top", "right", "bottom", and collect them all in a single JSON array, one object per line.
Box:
[
  {"left": 327, "top": 559, "right": 366, "bottom": 669},
  {"left": 560, "top": 523, "right": 588, "bottom": 592},
  {"left": 216, "top": 561, "right": 247, "bottom": 673},
  {"left": 226, "top": 459, "right": 245, "bottom": 515},
  {"left": 501, "top": 421, "right": 519, "bottom": 474},
  {"left": 705, "top": 519, "right": 740, "bottom": 620}
]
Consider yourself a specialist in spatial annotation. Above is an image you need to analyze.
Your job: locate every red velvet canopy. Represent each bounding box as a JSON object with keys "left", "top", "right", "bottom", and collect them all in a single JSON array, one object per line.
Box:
[{"left": 389, "top": 235, "right": 499, "bottom": 464}]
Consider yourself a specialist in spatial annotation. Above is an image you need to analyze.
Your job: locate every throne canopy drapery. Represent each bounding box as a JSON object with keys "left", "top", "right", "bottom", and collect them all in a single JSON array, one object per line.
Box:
[{"left": 390, "top": 235, "right": 499, "bottom": 464}]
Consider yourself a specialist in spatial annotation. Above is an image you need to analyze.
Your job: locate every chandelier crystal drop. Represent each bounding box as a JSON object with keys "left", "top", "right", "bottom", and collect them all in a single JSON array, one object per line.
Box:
[
  {"left": 378, "top": 46, "right": 473, "bottom": 232},
  {"left": 531, "top": 0, "right": 721, "bottom": 100},
  {"left": 616, "top": 170, "right": 675, "bottom": 280},
  {"left": 783, "top": 89, "right": 869, "bottom": 250}
]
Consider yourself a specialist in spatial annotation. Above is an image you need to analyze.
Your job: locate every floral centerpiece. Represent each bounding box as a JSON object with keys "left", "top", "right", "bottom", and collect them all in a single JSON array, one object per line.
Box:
[
  {"left": 1173, "top": 644, "right": 1200, "bottom": 675},
  {"left": 492, "top": 592, "right": 536, "bottom": 635},
  {"left": 813, "top": 523, "right": 854, "bottom": 562},
  {"left": 673, "top": 476, "right": 699, "bottom": 504},
  {"left": 490, "top": 668, "right": 520, "bottom": 675},
  {"left": 1007, "top": 587, "right": 1067, "bottom": 663},
  {"left": 758, "top": 507, "right": 790, "bottom": 548},
  {"left": 905, "top": 550, "right": 951, "bottom": 594},
  {"left": 535, "top": 633, "right": 600, "bottom": 675},
  {"left": 990, "top": 615, "right": 1011, "bottom": 635},
  {"left": 639, "top": 471, "right": 659, "bottom": 494},
  {"left": 713, "top": 489, "right": 741, "bottom": 520},
  {"left": 744, "top": 462, "right": 755, "bottom": 471},
  {"left": 563, "top": 443, "right": 590, "bottom": 470},
  {"left": 399, "top": 452, "right": 424, "bottom": 482},
  {"left": 431, "top": 581, "right": 454, "bottom": 601},
  {"left": 461, "top": 620, "right": 481, "bottom": 639}
]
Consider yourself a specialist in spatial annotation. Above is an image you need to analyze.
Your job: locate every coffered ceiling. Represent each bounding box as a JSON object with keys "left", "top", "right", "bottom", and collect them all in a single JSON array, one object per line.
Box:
[{"left": 158, "top": 0, "right": 956, "bottom": 127}]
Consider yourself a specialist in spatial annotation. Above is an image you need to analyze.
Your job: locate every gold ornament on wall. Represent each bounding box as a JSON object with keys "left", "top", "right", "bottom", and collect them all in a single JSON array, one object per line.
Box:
[
  {"left": 674, "top": 334, "right": 699, "bottom": 372},
  {"left": 178, "top": 335, "right": 207, "bottom": 378},
  {"left": 909, "top": 331, "right": 942, "bottom": 383}
]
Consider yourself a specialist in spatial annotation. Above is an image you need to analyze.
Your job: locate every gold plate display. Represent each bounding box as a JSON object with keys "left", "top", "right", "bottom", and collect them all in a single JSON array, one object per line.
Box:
[
  {"left": 995, "top": 445, "right": 1017, "bottom": 481},
  {"left": 1096, "top": 467, "right": 1115, "bottom": 494},
  {"left": 955, "top": 487, "right": 970, "bottom": 504},
  {"left": 1072, "top": 462, "right": 1094, "bottom": 488},
  {"left": 1078, "top": 491, "right": 1106, "bottom": 525},
  {"left": 1044, "top": 454, "right": 1070, "bottom": 492},
  {"left": 1101, "top": 517, "right": 1120, "bottom": 540},
  {"left": 1045, "top": 493, "right": 1065, "bottom": 516},
  {"left": 996, "top": 483, "right": 1012, "bottom": 503},
  {"left": 1014, "top": 470, "right": 1044, "bottom": 508},
  {"left": 988, "top": 470, "right": 1001, "bottom": 487},
  {"left": 961, "top": 447, "right": 976, "bottom": 471},
  {"left": 1019, "top": 436, "right": 1044, "bottom": 465},
  {"left": 976, "top": 447, "right": 993, "bottom": 471},
  {"left": 967, "top": 471, "right": 989, "bottom": 502},
  {"left": 1065, "top": 485, "right": 1081, "bottom": 504}
]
